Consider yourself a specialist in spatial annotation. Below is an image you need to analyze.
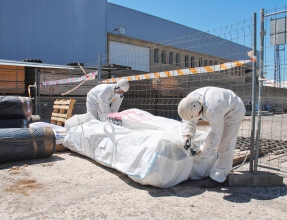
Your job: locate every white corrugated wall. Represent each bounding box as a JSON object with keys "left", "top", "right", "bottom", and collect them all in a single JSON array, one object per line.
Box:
[{"left": 109, "top": 41, "right": 150, "bottom": 72}]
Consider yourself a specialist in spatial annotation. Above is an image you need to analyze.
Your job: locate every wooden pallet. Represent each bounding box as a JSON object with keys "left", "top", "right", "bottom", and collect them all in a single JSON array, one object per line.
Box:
[
  {"left": 233, "top": 149, "right": 250, "bottom": 166},
  {"left": 51, "top": 99, "right": 76, "bottom": 126}
]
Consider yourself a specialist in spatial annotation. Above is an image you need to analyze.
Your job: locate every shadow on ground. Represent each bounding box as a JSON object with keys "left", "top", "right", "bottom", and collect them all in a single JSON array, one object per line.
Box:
[
  {"left": 61, "top": 151, "right": 287, "bottom": 202},
  {"left": 207, "top": 185, "right": 287, "bottom": 203},
  {"left": 0, "top": 154, "right": 65, "bottom": 170}
]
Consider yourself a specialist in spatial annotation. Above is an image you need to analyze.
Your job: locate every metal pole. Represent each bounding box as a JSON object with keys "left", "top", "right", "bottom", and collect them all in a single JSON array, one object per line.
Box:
[
  {"left": 254, "top": 9, "right": 265, "bottom": 173},
  {"left": 37, "top": 69, "right": 41, "bottom": 116},
  {"left": 249, "top": 12, "right": 257, "bottom": 172},
  {"left": 34, "top": 68, "right": 38, "bottom": 115},
  {"left": 98, "top": 54, "right": 102, "bottom": 84},
  {"left": 264, "top": 9, "right": 287, "bottom": 17}
]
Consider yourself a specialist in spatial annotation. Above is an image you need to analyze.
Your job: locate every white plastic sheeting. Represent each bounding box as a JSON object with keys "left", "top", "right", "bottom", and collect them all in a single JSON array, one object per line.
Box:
[
  {"left": 29, "top": 122, "right": 66, "bottom": 145},
  {"left": 63, "top": 109, "right": 217, "bottom": 188}
]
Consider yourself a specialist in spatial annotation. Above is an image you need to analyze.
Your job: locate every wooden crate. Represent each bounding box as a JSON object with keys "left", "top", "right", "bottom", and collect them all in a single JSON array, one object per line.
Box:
[
  {"left": 0, "top": 65, "right": 25, "bottom": 94},
  {"left": 0, "top": 81, "right": 25, "bottom": 94},
  {"left": 0, "top": 71, "right": 25, "bottom": 81},
  {"left": 51, "top": 99, "right": 76, "bottom": 126}
]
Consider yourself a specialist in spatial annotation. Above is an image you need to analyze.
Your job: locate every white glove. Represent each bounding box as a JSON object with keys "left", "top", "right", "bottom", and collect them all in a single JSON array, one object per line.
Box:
[{"left": 195, "top": 149, "right": 203, "bottom": 156}]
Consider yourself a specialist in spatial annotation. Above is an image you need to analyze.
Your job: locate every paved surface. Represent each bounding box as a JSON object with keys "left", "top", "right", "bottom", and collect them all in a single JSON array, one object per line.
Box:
[
  {"left": 0, "top": 151, "right": 286, "bottom": 220},
  {"left": 0, "top": 114, "right": 287, "bottom": 219}
]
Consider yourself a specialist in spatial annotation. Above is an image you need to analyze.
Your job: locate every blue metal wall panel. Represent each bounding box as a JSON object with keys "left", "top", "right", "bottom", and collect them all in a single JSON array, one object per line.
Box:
[
  {"left": 106, "top": 3, "right": 252, "bottom": 61},
  {"left": 0, "top": 1, "right": 254, "bottom": 66},
  {"left": 0, "top": 0, "right": 107, "bottom": 65}
]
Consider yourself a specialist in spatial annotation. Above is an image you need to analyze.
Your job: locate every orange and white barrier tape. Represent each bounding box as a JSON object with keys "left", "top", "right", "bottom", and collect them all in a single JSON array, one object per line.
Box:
[
  {"left": 41, "top": 71, "right": 97, "bottom": 86},
  {"left": 101, "top": 58, "right": 256, "bottom": 84},
  {"left": 40, "top": 53, "right": 257, "bottom": 88}
]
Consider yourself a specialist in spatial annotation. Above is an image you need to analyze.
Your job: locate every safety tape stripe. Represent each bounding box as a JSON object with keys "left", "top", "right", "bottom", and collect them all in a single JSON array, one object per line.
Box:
[
  {"left": 233, "top": 61, "right": 243, "bottom": 66},
  {"left": 40, "top": 58, "right": 255, "bottom": 86},
  {"left": 189, "top": 68, "right": 198, "bottom": 74},
  {"left": 220, "top": 63, "right": 228, "bottom": 70},
  {"left": 101, "top": 59, "right": 253, "bottom": 83},
  {"left": 213, "top": 65, "right": 222, "bottom": 72},
  {"left": 177, "top": 69, "right": 185, "bottom": 75},
  {"left": 165, "top": 71, "right": 172, "bottom": 77},
  {"left": 41, "top": 71, "right": 97, "bottom": 86},
  {"left": 204, "top": 66, "right": 214, "bottom": 72},
  {"left": 107, "top": 59, "right": 253, "bottom": 83},
  {"left": 154, "top": 72, "right": 160, "bottom": 78},
  {"left": 144, "top": 73, "right": 150, "bottom": 79}
]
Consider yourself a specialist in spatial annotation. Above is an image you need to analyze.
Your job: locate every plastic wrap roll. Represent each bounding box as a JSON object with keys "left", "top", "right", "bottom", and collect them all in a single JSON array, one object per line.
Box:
[
  {"left": 0, "top": 119, "right": 28, "bottom": 128},
  {"left": 0, "top": 115, "right": 41, "bottom": 128},
  {"left": 0, "top": 96, "right": 33, "bottom": 120},
  {"left": 0, "top": 127, "right": 55, "bottom": 163}
]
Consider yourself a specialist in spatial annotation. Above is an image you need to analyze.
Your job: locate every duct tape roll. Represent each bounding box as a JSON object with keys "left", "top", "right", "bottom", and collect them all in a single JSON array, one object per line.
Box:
[
  {"left": 0, "top": 96, "right": 33, "bottom": 120},
  {"left": 0, "top": 119, "right": 28, "bottom": 128},
  {"left": 0, "top": 127, "right": 55, "bottom": 163}
]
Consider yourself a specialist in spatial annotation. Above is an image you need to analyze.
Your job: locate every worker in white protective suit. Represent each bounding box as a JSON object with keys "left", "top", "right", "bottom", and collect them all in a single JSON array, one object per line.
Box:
[
  {"left": 178, "top": 87, "right": 246, "bottom": 187},
  {"left": 86, "top": 79, "right": 130, "bottom": 121}
]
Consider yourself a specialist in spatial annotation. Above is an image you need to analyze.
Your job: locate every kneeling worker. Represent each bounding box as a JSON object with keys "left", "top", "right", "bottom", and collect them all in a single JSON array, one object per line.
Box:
[
  {"left": 178, "top": 86, "right": 245, "bottom": 186},
  {"left": 86, "top": 79, "right": 130, "bottom": 121}
]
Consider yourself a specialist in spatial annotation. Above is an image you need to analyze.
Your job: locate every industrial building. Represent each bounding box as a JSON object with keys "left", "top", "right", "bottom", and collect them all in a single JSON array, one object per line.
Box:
[
  {"left": 0, "top": 0, "right": 262, "bottom": 120},
  {"left": 0, "top": 0, "right": 252, "bottom": 70}
]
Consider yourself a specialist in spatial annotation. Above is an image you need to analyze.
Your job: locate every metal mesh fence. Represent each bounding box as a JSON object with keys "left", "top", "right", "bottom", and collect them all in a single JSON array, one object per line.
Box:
[
  {"left": 253, "top": 5, "right": 287, "bottom": 177},
  {"left": 1, "top": 5, "right": 287, "bottom": 178}
]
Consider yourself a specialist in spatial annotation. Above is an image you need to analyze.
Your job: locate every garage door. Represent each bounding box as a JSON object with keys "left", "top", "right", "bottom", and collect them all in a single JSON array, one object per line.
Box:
[{"left": 109, "top": 41, "right": 150, "bottom": 72}]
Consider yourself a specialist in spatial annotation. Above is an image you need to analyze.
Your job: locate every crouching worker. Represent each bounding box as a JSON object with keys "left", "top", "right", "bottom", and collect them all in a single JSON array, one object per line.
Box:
[
  {"left": 178, "top": 86, "right": 245, "bottom": 186},
  {"left": 86, "top": 79, "right": 130, "bottom": 121}
]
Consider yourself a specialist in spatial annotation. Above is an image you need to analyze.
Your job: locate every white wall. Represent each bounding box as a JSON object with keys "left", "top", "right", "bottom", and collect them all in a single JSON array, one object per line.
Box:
[{"left": 109, "top": 41, "right": 150, "bottom": 72}]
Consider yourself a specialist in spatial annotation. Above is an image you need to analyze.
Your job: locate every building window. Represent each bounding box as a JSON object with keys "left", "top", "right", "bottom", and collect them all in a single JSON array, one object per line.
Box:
[
  {"left": 199, "top": 58, "right": 202, "bottom": 67},
  {"left": 190, "top": 56, "right": 194, "bottom": 68},
  {"left": 161, "top": 51, "right": 166, "bottom": 64},
  {"left": 184, "top": 55, "right": 189, "bottom": 67},
  {"left": 209, "top": 60, "right": 213, "bottom": 66},
  {"left": 176, "top": 53, "right": 180, "bottom": 66},
  {"left": 154, "top": 49, "right": 158, "bottom": 63},
  {"left": 234, "top": 67, "right": 237, "bottom": 76},
  {"left": 204, "top": 59, "right": 207, "bottom": 66},
  {"left": 169, "top": 52, "right": 173, "bottom": 65},
  {"left": 214, "top": 61, "right": 217, "bottom": 65}
]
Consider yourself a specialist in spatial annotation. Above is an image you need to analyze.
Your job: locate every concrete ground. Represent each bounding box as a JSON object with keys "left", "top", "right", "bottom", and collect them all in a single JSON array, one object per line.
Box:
[
  {"left": 0, "top": 150, "right": 286, "bottom": 220},
  {"left": 1, "top": 113, "right": 287, "bottom": 219}
]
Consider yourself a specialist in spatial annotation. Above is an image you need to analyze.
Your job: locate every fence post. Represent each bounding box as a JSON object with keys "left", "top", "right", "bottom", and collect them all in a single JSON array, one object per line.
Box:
[
  {"left": 34, "top": 68, "right": 39, "bottom": 115},
  {"left": 98, "top": 54, "right": 102, "bottom": 84},
  {"left": 254, "top": 9, "right": 265, "bottom": 173},
  {"left": 249, "top": 12, "right": 257, "bottom": 172}
]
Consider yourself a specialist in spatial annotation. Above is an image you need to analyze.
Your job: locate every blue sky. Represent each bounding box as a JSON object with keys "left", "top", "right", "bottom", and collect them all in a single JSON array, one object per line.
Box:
[
  {"left": 108, "top": 1, "right": 287, "bottom": 80},
  {"left": 108, "top": 0, "right": 286, "bottom": 32}
]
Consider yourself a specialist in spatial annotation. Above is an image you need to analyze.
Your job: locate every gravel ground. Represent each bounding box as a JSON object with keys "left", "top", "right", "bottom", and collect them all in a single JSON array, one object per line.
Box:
[{"left": 0, "top": 114, "right": 287, "bottom": 220}]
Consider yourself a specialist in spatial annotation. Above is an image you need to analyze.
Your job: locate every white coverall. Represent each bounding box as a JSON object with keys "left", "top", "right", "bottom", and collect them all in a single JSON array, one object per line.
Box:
[
  {"left": 86, "top": 84, "right": 123, "bottom": 121},
  {"left": 182, "top": 87, "right": 246, "bottom": 182}
]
